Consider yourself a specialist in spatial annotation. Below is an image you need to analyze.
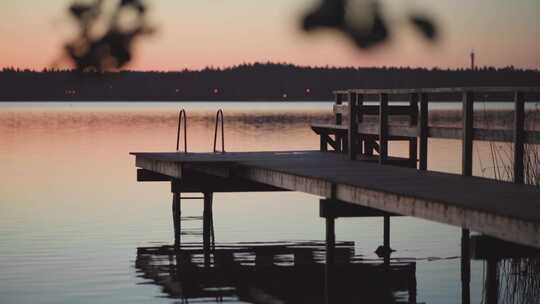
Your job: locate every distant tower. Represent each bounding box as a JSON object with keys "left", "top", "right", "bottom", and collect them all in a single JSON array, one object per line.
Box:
[{"left": 470, "top": 50, "right": 476, "bottom": 70}]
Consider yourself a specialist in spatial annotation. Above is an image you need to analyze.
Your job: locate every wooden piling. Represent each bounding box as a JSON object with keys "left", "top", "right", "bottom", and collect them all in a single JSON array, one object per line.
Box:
[
  {"left": 203, "top": 192, "right": 213, "bottom": 268},
  {"left": 379, "top": 94, "right": 389, "bottom": 164},
  {"left": 325, "top": 185, "right": 337, "bottom": 303},
  {"left": 461, "top": 229, "right": 471, "bottom": 304},
  {"left": 460, "top": 91, "right": 474, "bottom": 304},
  {"left": 383, "top": 215, "right": 390, "bottom": 250},
  {"left": 462, "top": 91, "right": 474, "bottom": 177},
  {"left": 514, "top": 91, "right": 525, "bottom": 184},
  {"left": 172, "top": 191, "right": 181, "bottom": 250},
  {"left": 325, "top": 216, "right": 335, "bottom": 304},
  {"left": 419, "top": 93, "right": 429, "bottom": 170},
  {"left": 485, "top": 258, "right": 499, "bottom": 304},
  {"left": 326, "top": 217, "right": 335, "bottom": 265}
]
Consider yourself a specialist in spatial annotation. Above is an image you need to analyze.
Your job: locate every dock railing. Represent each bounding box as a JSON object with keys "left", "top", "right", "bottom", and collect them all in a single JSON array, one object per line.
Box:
[{"left": 312, "top": 87, "right": 540, "bottom": 184}]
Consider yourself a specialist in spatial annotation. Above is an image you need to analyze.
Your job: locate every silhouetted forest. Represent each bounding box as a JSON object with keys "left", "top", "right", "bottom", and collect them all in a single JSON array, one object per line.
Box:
[{"left": 1, "top": 63, "right": 539, "bottom": 101}]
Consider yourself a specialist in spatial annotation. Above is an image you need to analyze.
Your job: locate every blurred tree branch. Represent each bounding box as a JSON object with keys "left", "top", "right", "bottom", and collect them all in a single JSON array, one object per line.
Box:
[
  {"left": 302, "top": 0, "right": 438, "bottom": 49},
  {"left": 65, "top": 0, "right": 154, "bottom": 72},
  {"left": 63, "top": 0, "right": 437, "bottom": 71}
]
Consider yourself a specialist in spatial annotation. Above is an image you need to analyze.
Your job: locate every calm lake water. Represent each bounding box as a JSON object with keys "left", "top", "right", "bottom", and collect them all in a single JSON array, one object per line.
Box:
[{"left": 0, "top": 102, "right": 534, "bottom": 303}]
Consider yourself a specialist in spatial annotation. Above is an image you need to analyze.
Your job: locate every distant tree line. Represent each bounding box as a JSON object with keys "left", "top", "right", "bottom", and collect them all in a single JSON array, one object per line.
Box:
[{"left": 1, "top": 63, "right": 539, "bottom": 101}]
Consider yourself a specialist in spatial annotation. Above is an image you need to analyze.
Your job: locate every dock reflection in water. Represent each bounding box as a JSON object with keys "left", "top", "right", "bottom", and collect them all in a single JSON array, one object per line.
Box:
[{"left": 135, "top": 241, "right": 416, "bottom": 303}]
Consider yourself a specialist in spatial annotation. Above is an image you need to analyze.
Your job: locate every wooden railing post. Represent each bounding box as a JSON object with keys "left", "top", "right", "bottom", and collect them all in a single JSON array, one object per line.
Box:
[
  {"left": 335, "top": 93, "right": 343, "bottom": 125},
  {"left": 348, "top": 91, "right": 358, "bottom": 160},
  {"left": 335, "top": 93, "right": 343, "bottom": 152},
  {"left": 379, "top": 93, "right": 389, "bottom": 164},
  {"left": 419, "top": 93, "right": 429, "bottom": 170},
  {"left": 357, "top": 94, "right": 365, "bottom": 155},
  {"left": 514, "top": 91, "right": 525, "bottom": 184},
  {"left": 409, "top": 93, "right": 419, "bottom": 168}
]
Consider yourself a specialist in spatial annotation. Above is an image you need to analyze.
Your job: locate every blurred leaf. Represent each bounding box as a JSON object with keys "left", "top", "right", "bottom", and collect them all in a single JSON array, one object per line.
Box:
[
  {"left": 65, "top": 0, "right": 153, "bottom": 71},
  {"left": 302, "top": 0, "right": 345, "bottom": 31},
  {"left": 302, "top": 0, "right": 440, "bottom": 51},
  {"left": 69, "top": 3, "right": 92, "bottom": 19},
  {"left": 410, "top": 15, "right": 438, "bottom": 41},
  {"left": 120, "top": 0, "right": 145, "bottom": 13},
  {"left": 346, "top": 6, "right": 388, "bottom": 49},
  {"left": 302, "top": 0, "right": 390, "bottom": 49}
]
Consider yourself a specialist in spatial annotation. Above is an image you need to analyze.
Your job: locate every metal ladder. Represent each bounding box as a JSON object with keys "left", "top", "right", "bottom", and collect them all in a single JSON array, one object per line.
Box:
[
  {"left": 178, "top": 108, "right": 225, "bottom": 153},
  {"left": 179, "top": 194, "right": 216, "bottom": 251},
  {"left": 176, "top": 108, "right": 187, "bottom": 153}
]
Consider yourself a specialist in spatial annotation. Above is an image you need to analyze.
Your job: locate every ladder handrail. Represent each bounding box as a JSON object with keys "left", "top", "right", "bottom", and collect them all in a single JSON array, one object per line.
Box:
[
  {"left": 176, "top": 108, "right": 187, "bottom": 153},
  {"left": 213, "top": 109, "right": 225, "bottom": 153}
]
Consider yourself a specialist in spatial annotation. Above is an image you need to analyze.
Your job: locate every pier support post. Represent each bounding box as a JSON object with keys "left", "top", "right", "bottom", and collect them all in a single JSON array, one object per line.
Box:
[
  {"left": 460, "top": 91, "right": 474, "bottom": 303},
  {"left": 325, "top": 215, "right": 335, "bottom": 304},
  {"left": 383, "top": 215, "right": 390, "bottom": 250},
  {"left": 461, "top": 229, "right": 471, "bottom": 304},
  {"left": 379, "top": 94, "right": 389, "bottom": 164},
  {"left": 203, "top": 192, "right": 213, "bottom": 268},
  {"left": 383, "top": 215, "right": 391, "bottom": 265},
  {"left": 172, "top": 191, "right": 181, "bottom": 250},
  {"left": 485, "top": 258, "right": 499, "bottom": 304},
  {"left": 462, "top": 91, "right": 474, "bottom": 177},
  {"left": 419, "top": 93, "right": 429, "bottom": 170},
  {"left": 514, "top": 91, "right": 525, "bottom": 184},
  {"left": 325, "top": 217, "right": 335, "bottom": 265},
  {"left": 461, "top": 92, "right": 473, "bottom": 304},
  {"left": 325, "top": 185, "right": 337, "bottom": 304},
  {"left": 348, "top": 91, "right": 359, "bottom": 160}
]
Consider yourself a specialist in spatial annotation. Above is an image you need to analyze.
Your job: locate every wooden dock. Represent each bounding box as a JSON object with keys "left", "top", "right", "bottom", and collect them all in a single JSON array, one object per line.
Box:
[
  {"left": 132, "top": 87, "right": 540, "bottom": 251},
  {"left": 133, "top": 150, "right": 540, "bottom": 248}
]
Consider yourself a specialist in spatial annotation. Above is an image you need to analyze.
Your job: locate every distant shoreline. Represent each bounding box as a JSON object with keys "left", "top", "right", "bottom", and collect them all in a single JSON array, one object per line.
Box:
[{"left": 2, "top": 63, "right": 539, "bottom": 102}]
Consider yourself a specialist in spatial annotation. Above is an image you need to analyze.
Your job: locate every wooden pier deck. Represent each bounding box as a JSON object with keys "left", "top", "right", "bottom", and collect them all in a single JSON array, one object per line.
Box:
[
  {"left": 132, "top": 150, "right": 540, "bottom": 249},
  {"left": 132, "top": 86, "right": 540, "bottom": 253}
]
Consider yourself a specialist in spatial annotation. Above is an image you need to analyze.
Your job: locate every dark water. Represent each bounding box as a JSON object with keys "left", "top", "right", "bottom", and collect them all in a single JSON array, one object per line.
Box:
[{"left": 0, "top": 102, "right": 536, "bottom": 303}]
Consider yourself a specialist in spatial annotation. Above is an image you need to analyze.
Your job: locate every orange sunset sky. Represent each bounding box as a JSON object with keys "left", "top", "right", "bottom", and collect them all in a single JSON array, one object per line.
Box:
[{"left": 1, "top": 0, "right": 539, "bottom": 71}]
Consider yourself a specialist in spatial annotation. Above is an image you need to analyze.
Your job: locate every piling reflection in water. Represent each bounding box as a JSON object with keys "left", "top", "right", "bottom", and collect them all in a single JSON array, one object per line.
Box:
[
  {"left": 137, "top": 199, "right": 416, "bottom": 303},
  {"left": 466, "top": 235, "right": 540, "bottom": 304},
  {"left": 497, "top": 258, "right": 540, "bottom": 304},
  {"left": 135, "top": 241, "right": 417, "bottom": 303},
  {"left": 136, "top": 194, "right": 540, "bottom": 304}
]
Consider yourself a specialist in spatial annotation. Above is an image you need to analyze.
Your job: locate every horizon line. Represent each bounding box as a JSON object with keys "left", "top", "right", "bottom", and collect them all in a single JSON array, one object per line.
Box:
[{"left": 2, "top": 61, "right": 539, "bottom": 73}]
